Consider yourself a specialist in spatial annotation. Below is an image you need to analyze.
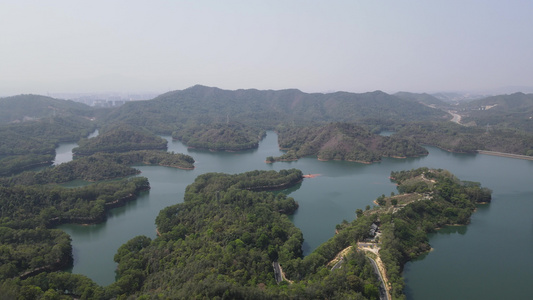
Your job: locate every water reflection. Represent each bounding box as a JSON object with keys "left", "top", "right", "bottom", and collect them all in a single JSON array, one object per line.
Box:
[
  {"left": 432, "top": 225, "right": 468, "bottom": 236},
  {"left": 275, "top": 182, "right": 303, "bottom": 196}
]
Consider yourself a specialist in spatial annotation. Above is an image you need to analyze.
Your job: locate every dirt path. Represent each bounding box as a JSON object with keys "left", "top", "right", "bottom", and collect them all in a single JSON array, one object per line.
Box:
[
  {"left": 327, "top": 246, "right": 353, "bottom": 267},
  {"left": 448, "top": 110, "right": 462, "bottom": 125}
]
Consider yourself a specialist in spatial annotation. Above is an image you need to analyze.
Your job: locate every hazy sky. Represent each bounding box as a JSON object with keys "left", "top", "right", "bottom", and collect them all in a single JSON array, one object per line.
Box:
[{"left": 1, "top": 0, "right": 532, "bottom": 95}]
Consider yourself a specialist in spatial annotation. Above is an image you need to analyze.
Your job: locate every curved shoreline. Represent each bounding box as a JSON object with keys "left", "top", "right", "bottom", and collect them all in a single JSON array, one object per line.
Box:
[{"left": 49, "top": 187, "right": 150, "bottom": 227}]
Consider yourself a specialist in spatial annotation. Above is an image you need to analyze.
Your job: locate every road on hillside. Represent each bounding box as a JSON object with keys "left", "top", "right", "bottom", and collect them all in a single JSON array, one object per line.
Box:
[{"left": 367, "top": 256, "right": 390, "bottom": 300}]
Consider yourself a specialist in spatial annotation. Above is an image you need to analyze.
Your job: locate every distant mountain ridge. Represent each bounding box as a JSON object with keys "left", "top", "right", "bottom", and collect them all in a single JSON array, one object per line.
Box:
[
  {"left": 394, "top": 92, "right": 450, "bottom": 108},
  {"left": 0, "top": 94, "right": 94, "bottom": 124},
  {"left": 104, "top": 85, "right": 449, "bottom": 132},
  {"left": 458, "top": 92, "right": 533, "bottom": 111}
]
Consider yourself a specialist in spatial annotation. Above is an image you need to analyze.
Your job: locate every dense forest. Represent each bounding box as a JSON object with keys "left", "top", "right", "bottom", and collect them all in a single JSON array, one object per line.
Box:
[
  {"left": 73, "top": 125, "right": 168, "bottom": 156},
  {"left": 172, "top": 122, "right": 266, "bottom": 151},
  {"left": 0, "top": 117, "right": 96, "bottom": 155},
  {"left": 0, "top": 116, "right": 97, "bottom": 176},
  {"left": 108, "top": 169, "right": 384, "bottom": 299},
  {"left": 0, "top": 94, "right": 96, "bottom": 124},
  {"left": 374, "top": 168, "right": 491, "bottom": 298},
  {"left": 267, "top": 123, "right": 428, "bottom": 163},
  {"left": 102, "top": 85, "right": 449, "bottom": 133},
  {"left": 0, "top": 87, "right": 520, "bottom": 299},
  {"left": 394, "top": 92, "right": 451, "bottom": 109},
  {"left": 457, "top": 92, "right": 533, "bottom": 133},
  {"left": 0, "top": 144, "right": 493, "bottom": 299},
  {"left": 2, "top": 87, "right": 531, "bottom": 159},
  {"left": 1, "top": 150, "right": 195, "bottom": 186},
  {"left": 0, "top": 176, "right": 150, "bottom": 289},
  {"left": 0, "top": 177, "right": 150, "bottom": 228},
  {"left": 394, "top": 121, "right": 533, "bottom": 155},
  {"left": 35, "top": 167, "right": 488, "bottom": 300}
]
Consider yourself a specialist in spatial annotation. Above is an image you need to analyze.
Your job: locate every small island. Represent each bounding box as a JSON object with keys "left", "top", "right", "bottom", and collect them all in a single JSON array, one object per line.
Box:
[{"left": 172, "top": 122, "right": 266, "bottom": 151}]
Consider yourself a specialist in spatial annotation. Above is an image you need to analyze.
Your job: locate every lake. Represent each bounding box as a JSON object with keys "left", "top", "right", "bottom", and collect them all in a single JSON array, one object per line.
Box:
[{"left": 58, "top": 132, "right": 533, "bottom": 299}]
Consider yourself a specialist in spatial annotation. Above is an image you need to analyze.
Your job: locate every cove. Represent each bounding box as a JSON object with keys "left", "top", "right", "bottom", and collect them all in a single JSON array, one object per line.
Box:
[
  {"left": 54, "top": 129, "right": 99, "bottom": 166},
  {"left": 57, "top": 132, "right": 533, "bottom": 299}
]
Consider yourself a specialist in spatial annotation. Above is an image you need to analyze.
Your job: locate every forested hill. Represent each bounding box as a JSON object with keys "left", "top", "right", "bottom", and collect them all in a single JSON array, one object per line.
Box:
[
  {"left": 0, "top": 94, "right": 95, "bottom": 124},
  {"left": 457, "top": 92, "right": 533, "bottom": 132},
  {"left": 269, "top": 123, "right": 428, "bottom": 163},
  {"left": 394, "top": 121, "right": 533, "bottom": 155},
  {"left": 394, "top": 92, "right": 451, "bottom": 109},
  {"left": 0, "top": 116, "right": 97, "bottom": 176},
  {"left": 73, "top": 124, "right": 168, "bottom": 156},
  {"left": 103, "top": 85, "right": 449, "bottom": 132},
  {"left": 172, "top": 123, "right": 265, "bottom": 151},
  {"left": 113, "top": 169, "right": 381, "bottom": 299},
  {"left": 459, "top": 92, "right": 533, "bottom": 111}
]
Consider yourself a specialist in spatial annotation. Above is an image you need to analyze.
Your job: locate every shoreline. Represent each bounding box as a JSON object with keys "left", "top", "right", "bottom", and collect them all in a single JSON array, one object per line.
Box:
[
  {"left": 476, "top": 150, "right": 533, "bottom": 161},
  {"left": 421, "top": 144, "right": 533, "bottom": 161}
]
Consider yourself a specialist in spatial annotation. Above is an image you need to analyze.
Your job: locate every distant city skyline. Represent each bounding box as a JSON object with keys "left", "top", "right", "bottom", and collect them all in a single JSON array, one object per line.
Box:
[{"left": 1, "top": 1, "right": 532, "bottom": 96}]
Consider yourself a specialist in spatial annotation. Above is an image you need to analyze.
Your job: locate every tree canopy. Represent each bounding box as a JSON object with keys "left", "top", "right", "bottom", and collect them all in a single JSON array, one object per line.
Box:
[
  {"left": 73, "top": 124, "right": 167, "bottom": 156},
  {"left": 270, "top": 123, "right": 428, "bottom": 163},
  {"left": 172, "top": 122, "right": 266, "bottom": 151}
]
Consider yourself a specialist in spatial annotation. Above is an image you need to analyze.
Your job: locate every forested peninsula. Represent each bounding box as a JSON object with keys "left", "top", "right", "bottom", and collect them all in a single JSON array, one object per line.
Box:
[
  {"left": 0, "top": 116, "right": 96, "bottom": 176},
  {"left": 10, "top": 167, "right": 486, "bottom": 299},
  {"left": 1, "top": 150, "right": 195, "bottom": 186},
  {"left": 73, "top": 125, "right": 168, "bottom": 156},
  {"left": 267, "top": 123, "right": 427, "bottom": 163},
  {"left": 0, "top": 166, "right": 493, "bottom": 299}
]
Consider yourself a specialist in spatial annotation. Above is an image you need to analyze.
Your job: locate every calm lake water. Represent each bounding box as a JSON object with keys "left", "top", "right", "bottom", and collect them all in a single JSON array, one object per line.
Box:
[
  {"left": 58, "top": 132, "right": 533, "bottom": 299},
  {"left": 53, "top": 130, "right": 99, "bottom": 166}
]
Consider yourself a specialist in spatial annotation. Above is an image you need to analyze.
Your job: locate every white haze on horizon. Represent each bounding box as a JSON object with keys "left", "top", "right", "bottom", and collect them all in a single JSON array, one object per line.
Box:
[{"left": 1, "top": 0, "right": 532, "bottom": 96}]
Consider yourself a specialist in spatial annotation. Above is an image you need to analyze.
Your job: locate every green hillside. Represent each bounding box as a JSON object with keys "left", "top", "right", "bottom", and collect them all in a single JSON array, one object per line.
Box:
[
  {"left": 103, "top": 85, "right": 449, "bottom": 133},
  {"left": 394, "top": 121, "right": 533, "bottom": 155},
  {"left": 0, "top": 116, "right": 96, "bottom": 175},
  {"left": 0, "top": 94, "right": 95, "bottom": 124},
  {"left": 394, "top": 92, "right": 451, "bottom": 110},
  {"left": 73, "top": 124, "right": 167, "bottom": 156},
  {"left": 172, "top": 122, "right": 265, "bottom": 151},
  {"left": 458, "top": 92, "right": 533, "bottom": 132},
  {"left": 269, "top": 123, "right": 428, "bottom": 163}
]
